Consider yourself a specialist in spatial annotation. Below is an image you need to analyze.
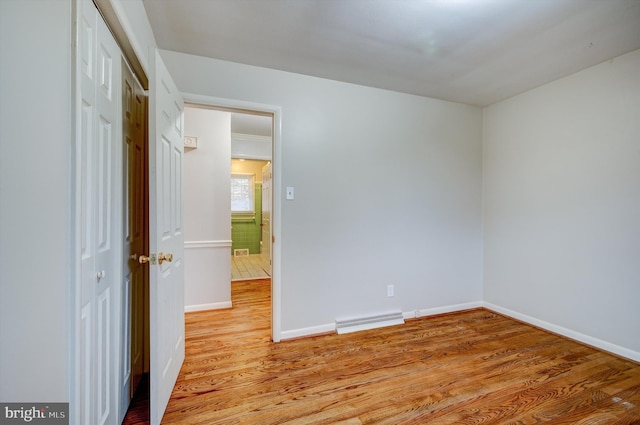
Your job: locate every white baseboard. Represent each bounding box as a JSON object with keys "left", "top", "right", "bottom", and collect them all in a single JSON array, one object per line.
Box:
[
  {"left": 483, "top": 302, "right": 640, "bottom": 363},
  {"left": 415, "top": 301, "right": 483, "bottom": 318},
  {"left": 280, "top": 323, "right": 335, "bottom": 340},
  {"left": 185, "top": 301, "right": 232, "bottom": 313}
]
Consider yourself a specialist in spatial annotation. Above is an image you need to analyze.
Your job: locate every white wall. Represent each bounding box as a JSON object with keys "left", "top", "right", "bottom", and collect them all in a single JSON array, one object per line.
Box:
[
  {"left": 0, "top": 0, "right": 71, "bottom": 401},
  {"left": 483, "top": 49, "right": 640, "bottom": 359},
  {"left": 232, "top": 136, "right": 272, "bottom": 160},
  {"left": 161, "top": 50, "right": 484, "bottom": 335},
  {"left": 183, "top": 107, "right": 232, "bottom": 311}
]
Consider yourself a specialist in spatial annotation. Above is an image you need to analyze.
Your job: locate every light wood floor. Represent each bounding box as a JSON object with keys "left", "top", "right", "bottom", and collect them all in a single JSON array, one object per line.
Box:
[
  {"left": 162, "top": 279, "right": 640, "bottom": 424},
  {"left": 231, "top": 254, "right": 271, "bottom": 281}
]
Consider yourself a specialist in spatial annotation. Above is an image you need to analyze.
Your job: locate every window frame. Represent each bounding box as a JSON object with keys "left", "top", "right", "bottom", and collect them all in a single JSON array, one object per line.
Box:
[{"left": 231, "top": 173, "right": 255, "bottom": 214}]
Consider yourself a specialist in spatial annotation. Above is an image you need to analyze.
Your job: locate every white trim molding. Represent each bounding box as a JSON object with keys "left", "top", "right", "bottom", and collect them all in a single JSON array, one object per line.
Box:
[
  {"left": 185, "top": 301, "right": 232, "bottom": 313},
  {"left": 184, "top": 240, "right": 232, "bottom": 249},
  {"left": 231, "top": 132, "right": 272, "bottom": 143},
  {"left": 281, "top": 323, "right": 336, "bottom": 341},
  {"left": 484, "top": 302, "right": 640, "bottom": 363},
  {"left": 416, "top": 301, "right": 483, "bottom": 318}
]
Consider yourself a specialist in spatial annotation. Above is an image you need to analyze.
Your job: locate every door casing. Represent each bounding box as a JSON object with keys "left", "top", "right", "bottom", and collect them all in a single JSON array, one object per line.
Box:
[
  {"left": 261, "top": 162, "right": 272, "bottom": 271},
  {"left": 183, "top": 93, "right": 283, "bottom": 342}
]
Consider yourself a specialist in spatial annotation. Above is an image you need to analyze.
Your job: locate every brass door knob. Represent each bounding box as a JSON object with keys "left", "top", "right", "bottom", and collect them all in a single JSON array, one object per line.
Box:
[
  {"left": 158, "top": 252, "right": 173, "bottom": 265},
  {"left": 139, "top": 254, "right": 156, "bottom": 265}
]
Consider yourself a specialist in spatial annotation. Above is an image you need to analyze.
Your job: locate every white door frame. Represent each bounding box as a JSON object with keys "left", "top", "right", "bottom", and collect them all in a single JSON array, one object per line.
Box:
[{"left": 182, "top": 92, "right": 282, "bottom": 342}]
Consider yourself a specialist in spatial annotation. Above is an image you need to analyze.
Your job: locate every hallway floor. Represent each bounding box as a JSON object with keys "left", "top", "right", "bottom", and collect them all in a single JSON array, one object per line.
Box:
[{"left": 231, "top": 254, "right": 271, "bottom": 280}]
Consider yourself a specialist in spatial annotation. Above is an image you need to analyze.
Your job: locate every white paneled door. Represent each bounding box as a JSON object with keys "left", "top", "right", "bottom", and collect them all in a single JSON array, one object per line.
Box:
[
  {"left": 148, "top": 49, "right": 186, "bottom": 425},
  {"left": 78, "top": 0, "right": 121, "bottom": 423},
  {"left": 77, "top": 3, "right": 184, "bottom": 424}
]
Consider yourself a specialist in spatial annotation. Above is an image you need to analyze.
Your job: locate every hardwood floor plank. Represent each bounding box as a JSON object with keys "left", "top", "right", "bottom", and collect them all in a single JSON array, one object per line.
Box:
[
  {"left": 161, "top": 279, "right": 640, "bottom": 424},
  {"left": 123, "top": 374, "right": 149, "bottom": 424}
]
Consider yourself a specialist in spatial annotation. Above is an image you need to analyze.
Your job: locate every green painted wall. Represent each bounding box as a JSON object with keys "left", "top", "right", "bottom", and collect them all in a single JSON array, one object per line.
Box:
[{"left": 232, "top": 183, "right": 262, "bottom": 254}]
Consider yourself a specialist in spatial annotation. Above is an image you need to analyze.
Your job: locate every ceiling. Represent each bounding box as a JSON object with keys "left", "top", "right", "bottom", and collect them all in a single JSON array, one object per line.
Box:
[{"left": 143, "top": 0, "right": 640, "bottom": 107}]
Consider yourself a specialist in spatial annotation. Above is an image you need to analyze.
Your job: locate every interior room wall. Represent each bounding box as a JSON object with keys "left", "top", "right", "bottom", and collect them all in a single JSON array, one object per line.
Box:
[
  {"left": 183, "top": 106, "right": 233, "bottom": 311},
  {"left": 231, "top": 159, "right": 270, "bottom": 182},
  {"left": 161, "top": 49, "right": 484, "bottom": 336},
  {"left": 0, "top": 0, "right": 71, "bottom": 401},
  {"left": 483, "top": 49, "right": 640, "bottom": 360}
]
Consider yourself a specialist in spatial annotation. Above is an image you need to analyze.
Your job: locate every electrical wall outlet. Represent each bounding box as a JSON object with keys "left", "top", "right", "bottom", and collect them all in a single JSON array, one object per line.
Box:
[{"left": 387, "top": 285, "right": 394, "bottom": 297}]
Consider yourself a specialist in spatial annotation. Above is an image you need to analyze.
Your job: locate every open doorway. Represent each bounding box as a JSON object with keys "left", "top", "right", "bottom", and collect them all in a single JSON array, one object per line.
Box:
[
  {"left": 181, "top": 102, "right": 278, "bottom": 328},
  {"left": 181, "top": 106, "right": 273, "bottom": 282},
  {"left": 231, "top": 158, "right": 272, "bottom": 280},
  {"left": 230, "top": 112, "right": 273, "bottom": 280},
  {"left": 182, "top": 94, "right": 282, "bottom": 344}
]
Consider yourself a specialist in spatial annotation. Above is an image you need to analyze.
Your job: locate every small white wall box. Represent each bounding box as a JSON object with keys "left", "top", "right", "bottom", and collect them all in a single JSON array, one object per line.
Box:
[{"left": 184, "top": 136, "right": 198, "bottom": 149}]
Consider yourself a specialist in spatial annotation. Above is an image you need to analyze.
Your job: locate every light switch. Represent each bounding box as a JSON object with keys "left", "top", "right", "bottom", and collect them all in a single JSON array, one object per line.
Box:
[{"left": 286, "top": 186, "right": 294, "bottom": 200}]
